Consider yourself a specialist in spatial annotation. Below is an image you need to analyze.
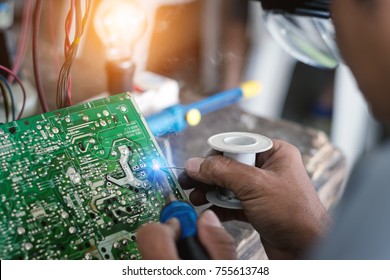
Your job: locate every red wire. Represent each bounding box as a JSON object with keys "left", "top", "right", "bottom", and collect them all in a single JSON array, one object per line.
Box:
[
  {"left": 64, "top": 0, "right": 75, "bottom": 54},
  {"left": 64, "top": 0, "right": 76, "bottom": 104},
  {"left": 48, "top": 0, "right": 60, "bottom": 74},
  {"left": 67, "top": 76, "right": 72, "bottom": 106},
  {"left": 0, "top": 65, "right": 27, "bottom": 120},
  {"left": 60, "top": 0, "right": 90, "bottom": 108},
  {"left": 32, "top": 0, "right": 49, "bottom": 113},
  {"left": 8, "top": 0, "right": 34, "bottom": 84}
]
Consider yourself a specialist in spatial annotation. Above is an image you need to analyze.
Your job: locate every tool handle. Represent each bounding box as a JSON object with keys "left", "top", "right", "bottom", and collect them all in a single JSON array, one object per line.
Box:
[
  {"left": 160, "top": 201, "right": 211, "bottom": 260},
  {"left": 177, "top": 236, "right": 210, "bottom": 260},
  {"left": 183, "top": 81, "right": 260, "bottom": 115},
  {"left": 184, "top": 87, "right": 243, "bottom": 115},
  {"left": 146, "top": 105, "right": 185, "bottom": 136}
]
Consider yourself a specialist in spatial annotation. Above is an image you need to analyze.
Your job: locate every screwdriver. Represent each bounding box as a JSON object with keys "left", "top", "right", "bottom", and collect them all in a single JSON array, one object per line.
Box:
[{"left": 154, "top": 169, "right": 210, "bottom": 260}]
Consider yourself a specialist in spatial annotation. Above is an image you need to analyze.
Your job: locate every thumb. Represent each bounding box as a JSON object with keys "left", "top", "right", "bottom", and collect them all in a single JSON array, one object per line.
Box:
[
  {"left": 185, "top": 156, "right": 266, "bottom": 199},
  {"left": 137, "top": 219, "right": 181, "bottom": 259},
  {"left": 197, "top": 210, "right": 237, "bottom": 259}
]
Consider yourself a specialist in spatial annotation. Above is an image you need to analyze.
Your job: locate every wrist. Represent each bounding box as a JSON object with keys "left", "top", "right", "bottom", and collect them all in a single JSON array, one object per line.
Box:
[{"left": 295, "top": 207, "right": 332, "bottom": 258}]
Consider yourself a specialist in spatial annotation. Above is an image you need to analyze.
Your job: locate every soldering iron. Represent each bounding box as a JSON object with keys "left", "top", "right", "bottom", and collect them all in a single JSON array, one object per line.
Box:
[
  {"left": 146, "top": 81, "right": 261, "bottom": 137},
  {"left": 154, "top": 169, "right": 210, "bottom": 260}
]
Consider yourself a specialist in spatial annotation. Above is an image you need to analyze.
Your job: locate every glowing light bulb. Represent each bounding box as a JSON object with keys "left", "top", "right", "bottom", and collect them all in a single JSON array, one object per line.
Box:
[{"left": 94, "top": 0, "right": 146, "bottom": 60}]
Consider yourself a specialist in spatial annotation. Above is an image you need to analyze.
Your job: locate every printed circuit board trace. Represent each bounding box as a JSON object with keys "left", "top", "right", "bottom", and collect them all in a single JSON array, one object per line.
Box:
[{"left": 0, "top": 92, "right": 185, "bottom": 260}]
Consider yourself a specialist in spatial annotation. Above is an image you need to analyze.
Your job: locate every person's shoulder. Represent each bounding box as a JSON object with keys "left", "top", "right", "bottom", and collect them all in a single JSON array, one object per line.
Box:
[
  {"left": 360, "top": 140, "right": 390, "bottom": 165},
  {"left": 348, "top": 140, "right": 390, "bottom": 192},
  {"left": 310, "top": 140, "right": 390, "bottom": 259}
]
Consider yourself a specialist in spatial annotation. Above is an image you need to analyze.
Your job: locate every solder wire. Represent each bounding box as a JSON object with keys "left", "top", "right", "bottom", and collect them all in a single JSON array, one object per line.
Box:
[{"left": 161, "top": 167, "right": 185, "bottom": 171}]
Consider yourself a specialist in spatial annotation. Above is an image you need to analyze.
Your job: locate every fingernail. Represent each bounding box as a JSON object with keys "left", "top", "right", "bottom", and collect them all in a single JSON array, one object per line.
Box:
[
  {"left": 185, "top": 158, "right": 204, "bottom": 174},
  {"left": 200, "top": 210, "right": 222, "bottom": 227},
  {"left": 165, "top": 218, "right": 181, "bottom": 238},
  {"left": 165, "top": 217, "right": 179, "bottom": 227}
]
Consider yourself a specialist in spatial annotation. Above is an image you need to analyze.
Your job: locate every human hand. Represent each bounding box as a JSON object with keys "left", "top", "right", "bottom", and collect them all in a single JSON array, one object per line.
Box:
[
  {"left": 137, "top": 210, "right": 237, "bottom": 259},
  {"left": 179, "top": 139, "right": 331, "bottom": 259}
]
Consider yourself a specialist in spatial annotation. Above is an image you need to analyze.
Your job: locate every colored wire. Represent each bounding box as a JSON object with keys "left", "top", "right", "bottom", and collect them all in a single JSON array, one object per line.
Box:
[
  {"left": 57, "top": 0, "right": 91, "bottom": 108},
  {"left": 57, "top": 0, "right": 78, "bottom": 108},
  {"left": 0, "top": 65, "right": 27, "bottom": 120},
  {"left": 64, "top": 0, "right": 76, "bottom": 104},
  {"left": 48, "top": 0, "right": 61, "bottom": 74},
  {"left": 0, "top": 74, "right": 15, "bottom": 121},
  {"left": 82, "top": 0, "right": 91, "bottom": 30},
  {"left": 0, "top": 80, "right": 10, "bottom": 122},
  {"left": 7, "top": 0, "right": 34, "bottom": 85},
  {"left": 64, "top": 0, "right": 75, "bottom": 54},
  {"left": 32, "top": 0, "right": 49, "bottom": 113}
]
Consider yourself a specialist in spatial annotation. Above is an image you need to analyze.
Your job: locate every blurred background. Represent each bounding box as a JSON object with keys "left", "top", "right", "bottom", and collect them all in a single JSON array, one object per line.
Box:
[{"left": 0, "top": 0, "right": 386, "bottom": 177}]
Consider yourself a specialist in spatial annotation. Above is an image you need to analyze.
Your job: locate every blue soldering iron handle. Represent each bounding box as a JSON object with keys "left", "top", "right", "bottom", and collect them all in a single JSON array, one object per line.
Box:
[
  {"left": 183, "top": 87, "right": 243, "bottom": 115},
  {"left": 146, "top": 105, "right": 186, "bottom": 137},
  {"left": 160, "top": 201, "right": 211, "bottom": 260}
]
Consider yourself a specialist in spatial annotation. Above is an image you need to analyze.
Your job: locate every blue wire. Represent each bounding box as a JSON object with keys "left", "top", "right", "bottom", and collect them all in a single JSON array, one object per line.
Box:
[{"left": 0, "top": 75, "right": 16, "bottom": 121}]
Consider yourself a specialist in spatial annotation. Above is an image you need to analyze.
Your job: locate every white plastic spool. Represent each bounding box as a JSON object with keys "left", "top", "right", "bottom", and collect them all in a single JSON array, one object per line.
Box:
[{"left": 206, "top": 132, "right": 273, "bottom": 209}]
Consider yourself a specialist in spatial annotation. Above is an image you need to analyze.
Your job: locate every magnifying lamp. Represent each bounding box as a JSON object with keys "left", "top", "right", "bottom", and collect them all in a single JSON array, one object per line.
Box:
[{"left": 253, "top": 0, "right": 340, "bottom": 69}]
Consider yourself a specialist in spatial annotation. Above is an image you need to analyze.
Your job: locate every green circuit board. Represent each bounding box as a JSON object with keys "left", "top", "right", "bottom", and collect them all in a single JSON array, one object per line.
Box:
[{"left": 0, "top": 92, "right": 186, "bottom": 260}]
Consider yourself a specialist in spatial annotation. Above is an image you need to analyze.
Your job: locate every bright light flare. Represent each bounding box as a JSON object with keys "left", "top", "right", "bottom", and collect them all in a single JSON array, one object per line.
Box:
[
  {"left": 152, "top": 159, "right": 161, "bottom": 170},
  {"left": 94, "top": 0, "right": 146, "bottom": 60}
]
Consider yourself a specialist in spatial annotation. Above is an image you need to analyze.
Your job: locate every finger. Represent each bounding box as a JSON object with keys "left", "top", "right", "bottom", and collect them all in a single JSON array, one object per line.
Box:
[
  {"left": 178, "top": 172, "right": 193, "bottom": 190},
  {"left": 197, "top": 210, "right": 237, "bottom": 259},
  {"left": 207, "top": 205, "right": 248, "bottom": 222},
  {"left": 260, "top": 236, "right": 296, "bottom": 260},
  {"left": 185, "top": 156, "right": 266, "bottom": 200},
  {"left": 137, "top": 219, "right": 180, "bottom": 259},
  {"left": 256, "top": 139, "right": 301, "bottom": 168},
  {"left": 189, "top": 188, "right": 209, "bottom": 206},
  {"left": 255, "top": 142, "right": 276, "bottom": 168},
  {"left": 179, "top": 148, "right": 234, "bottom": 190},
  {"left": 178, "top": 172, "right": 216, "bottom": 190},
  {"left": 205, "top": 149, "right": 222, "bottom": 157}
]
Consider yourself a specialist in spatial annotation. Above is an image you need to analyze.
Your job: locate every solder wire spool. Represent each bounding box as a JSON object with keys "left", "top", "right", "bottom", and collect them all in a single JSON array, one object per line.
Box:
[{"left": 206, "top": 132, "right": 273, "bottom": 209}]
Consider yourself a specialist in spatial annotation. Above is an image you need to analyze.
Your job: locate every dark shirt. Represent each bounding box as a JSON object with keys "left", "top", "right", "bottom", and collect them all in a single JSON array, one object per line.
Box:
[{"left": 312, "top": 141, "right": 390, "bottom": 259}]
